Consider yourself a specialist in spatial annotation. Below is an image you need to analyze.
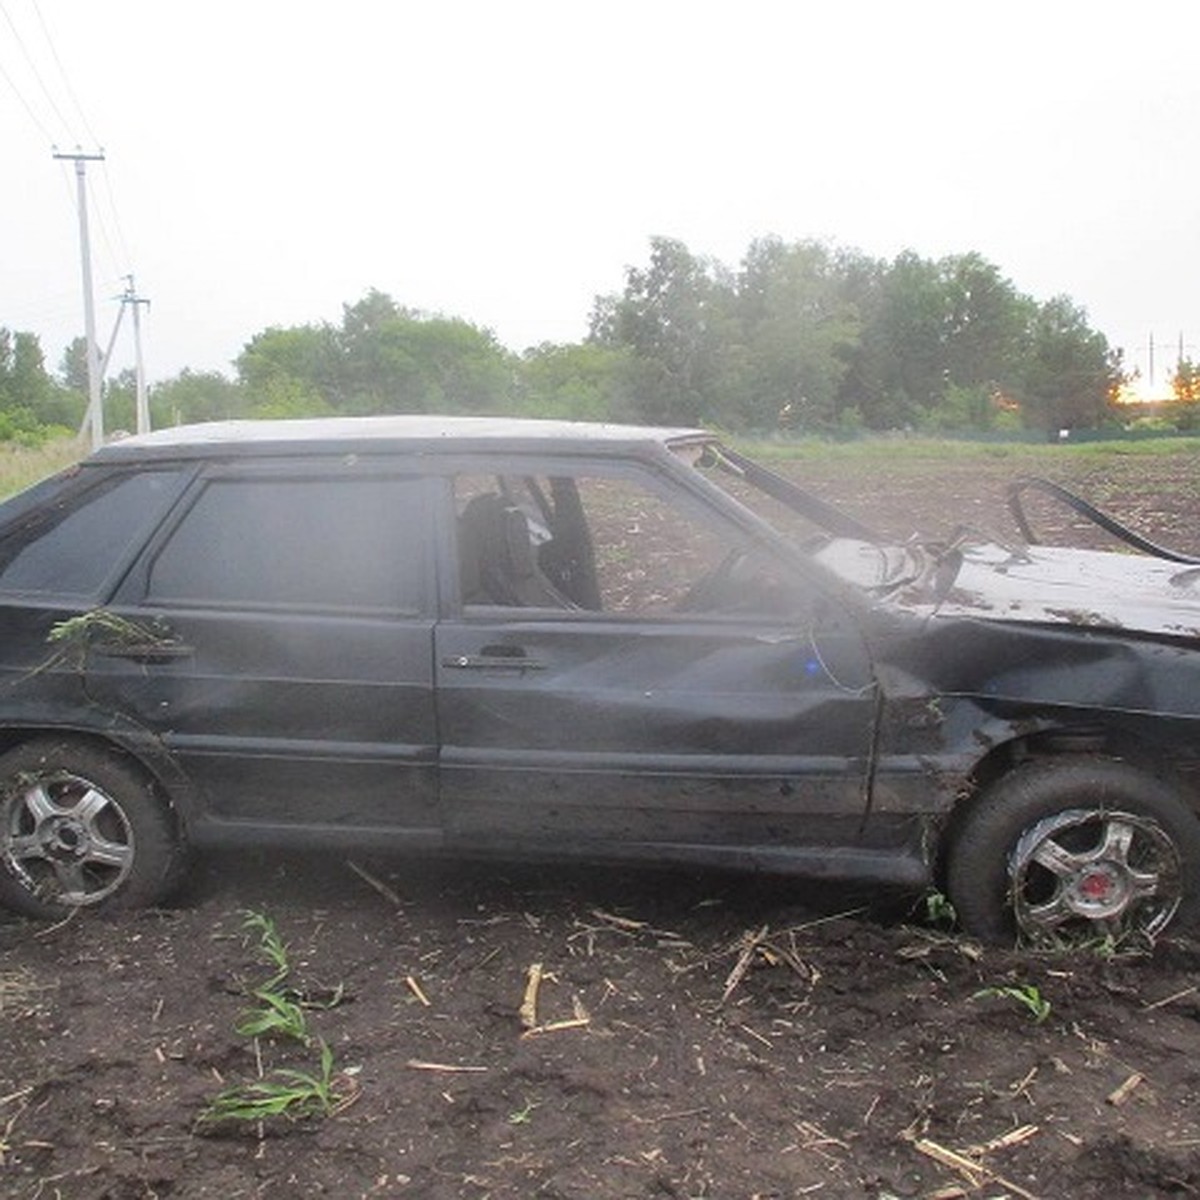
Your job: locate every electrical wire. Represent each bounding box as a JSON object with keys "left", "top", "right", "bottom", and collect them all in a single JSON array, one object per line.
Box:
[
  {"left": 86, "top": 180, "right": 126, "bottom": 282},
  {"left": 30, "top": 0, "right": 100, "bottom": 148},
  {"left": 99, "top": 161, "right": 134, "bottom": 271},
  {"left": 27, "top": 0, "right": 132, "bottom": 272},
  {"left": 0, "top": 38, "right": 55, "bottom": 142},
  {"left": 0, "top": 0, "right": 76, "bottom": 143},
  {"left": 2, "top": 0, "right": 144, "bottom": 382}
]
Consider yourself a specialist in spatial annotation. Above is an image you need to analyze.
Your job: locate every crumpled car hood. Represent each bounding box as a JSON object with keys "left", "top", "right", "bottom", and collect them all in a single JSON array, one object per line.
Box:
[{"left": 815, "top": 539, "right": 1200, "bottom": 638}]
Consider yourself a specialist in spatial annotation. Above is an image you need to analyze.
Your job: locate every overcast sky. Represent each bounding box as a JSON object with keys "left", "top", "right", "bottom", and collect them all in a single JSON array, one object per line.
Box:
[{"left": 2, "top": 1, "right": 1198, "bottom": 394}]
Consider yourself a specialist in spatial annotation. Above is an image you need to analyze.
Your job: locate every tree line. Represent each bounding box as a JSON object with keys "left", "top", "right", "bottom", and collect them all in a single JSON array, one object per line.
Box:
[{"left": 5, "top": 236, "right": 1199, "bottom": 442}]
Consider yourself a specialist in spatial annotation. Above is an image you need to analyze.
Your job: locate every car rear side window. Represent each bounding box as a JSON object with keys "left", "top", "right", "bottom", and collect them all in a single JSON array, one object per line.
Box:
[
  {"left": 0, "top": 469, "right": 187, "bottom": 599},
  {"left": 145, "top": 476, "right": 429, "bottom": 614}
]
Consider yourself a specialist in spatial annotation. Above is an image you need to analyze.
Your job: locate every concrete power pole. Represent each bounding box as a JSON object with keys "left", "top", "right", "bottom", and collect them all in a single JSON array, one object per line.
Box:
[
  {"left": 53, "top": 148, "right": 106, "bottom": 449},
  {"left": 131, "top": 289, "right": 150, "bottom": 434},
  {"left": 122, "top": 276, "right": 151, "bottom": 433}
]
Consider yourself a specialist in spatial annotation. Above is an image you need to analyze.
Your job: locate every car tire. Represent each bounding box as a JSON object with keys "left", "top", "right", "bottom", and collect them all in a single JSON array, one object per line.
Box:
[
  {"left": 946, "top": 758, "right": 1200, "bottom": 945},
  {"left": 0, "top": 739, "right": 186, "bottom": 918}
]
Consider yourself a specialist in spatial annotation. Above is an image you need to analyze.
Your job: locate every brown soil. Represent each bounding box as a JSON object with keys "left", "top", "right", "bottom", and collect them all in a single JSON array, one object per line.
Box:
[{"left": 3, "top": 442, "right": 1200, "bottom": 1200}]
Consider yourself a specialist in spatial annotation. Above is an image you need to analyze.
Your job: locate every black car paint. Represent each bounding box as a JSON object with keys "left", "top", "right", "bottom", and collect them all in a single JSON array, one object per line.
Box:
[{"left": 0, "top": 419, "right": 1196, "bottom": 899}]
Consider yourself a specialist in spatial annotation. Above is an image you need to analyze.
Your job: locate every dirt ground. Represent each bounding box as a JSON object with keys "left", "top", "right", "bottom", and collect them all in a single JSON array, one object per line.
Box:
[{"left": 2, "top": 441, "right": 1200, "bottom": 1200}]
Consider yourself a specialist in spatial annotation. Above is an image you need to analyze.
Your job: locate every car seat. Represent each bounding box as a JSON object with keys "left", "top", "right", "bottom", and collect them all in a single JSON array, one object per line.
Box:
[{"left": 457, "top": 493, "right": 575, "bottom": 608}]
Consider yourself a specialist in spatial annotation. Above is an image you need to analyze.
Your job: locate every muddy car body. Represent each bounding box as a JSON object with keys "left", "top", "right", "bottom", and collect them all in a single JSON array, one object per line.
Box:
[{"left": 0, "top": 416, "right": 1197, "bottom": 943}]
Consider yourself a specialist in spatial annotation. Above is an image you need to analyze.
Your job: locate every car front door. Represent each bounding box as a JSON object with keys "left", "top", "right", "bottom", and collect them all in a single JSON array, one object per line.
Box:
[
  {"left": 434, "top": 462, "right": 880, "bottom": 869},
  {"left": 86, "top": 463, "right": 441, "bottom": 843}
]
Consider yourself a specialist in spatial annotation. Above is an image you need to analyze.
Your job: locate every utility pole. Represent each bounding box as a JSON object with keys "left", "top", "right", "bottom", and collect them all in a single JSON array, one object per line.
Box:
[
  {"left": 122, "top": 275, "right": 151, "bottom": 434},
  {"left": 95, "top": 278, "right": 152, "bottom": 436},
  {"left": 53, "top": 148, "right": 106, "bottom": 449}
]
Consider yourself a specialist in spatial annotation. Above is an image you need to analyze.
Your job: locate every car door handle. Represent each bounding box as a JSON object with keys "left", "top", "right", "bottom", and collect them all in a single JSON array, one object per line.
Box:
[
  {"left": 90, "top": 641, "right": 195, "bottom": 664},
  {"left": 442, "top": 651, "right": 545, "bottom": 671}
]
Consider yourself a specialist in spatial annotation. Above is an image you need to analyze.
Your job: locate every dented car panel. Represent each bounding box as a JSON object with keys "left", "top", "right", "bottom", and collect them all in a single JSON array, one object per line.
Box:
[
  {"left": 0, "top": 415, "right": 1197, "bottom": 942},
  {"left": 866, "top": 617, "right": 1200, "bottom": 807},
  {"left": 435, "top": 615, "right": 878, "bottom": 845}
]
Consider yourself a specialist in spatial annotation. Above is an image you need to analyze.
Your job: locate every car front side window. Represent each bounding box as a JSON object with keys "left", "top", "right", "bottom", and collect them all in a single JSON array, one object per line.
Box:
[{"left": 454, "top": 470, "right": 803, "bottom": 618}]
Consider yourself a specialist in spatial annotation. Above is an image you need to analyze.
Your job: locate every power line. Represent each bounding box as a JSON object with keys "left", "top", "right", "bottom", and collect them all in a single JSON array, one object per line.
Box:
[
  {"left": 99, "top": 160, "right": 134, "bottom": 270},
  {"left": 26, "top": 0, "right": 131, "bottom": 273},
  {"left": 85, "top": 173, "right": 126, "bottom": 281},
  {"left": 0, "top": 0, "right": 77, "bottom": 142},
  {"left": 0, "top": 40, "right": 55, "bottom": 142},
  {"left": 30, "top": 0, "right": 100, "bottom": 147},
  {"left": 3, "top": 0, "right": 138, "bottom": 284}
]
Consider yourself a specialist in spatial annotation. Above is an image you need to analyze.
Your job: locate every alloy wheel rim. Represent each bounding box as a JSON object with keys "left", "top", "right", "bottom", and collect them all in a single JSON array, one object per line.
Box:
[
  {"left": 1009, "top": 808, "right": 1182, "bottom": 943},
  {"left": 2, "top": 772, "right": 135, "bottom": 906}
]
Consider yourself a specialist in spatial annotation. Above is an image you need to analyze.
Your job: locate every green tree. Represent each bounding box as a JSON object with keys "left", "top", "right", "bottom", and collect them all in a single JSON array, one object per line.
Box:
[
  {"left": 237, "top": 324, "right": 344, "bottom": 413},
  {"left": 515, "top": 342, "right": 636, "bottom": 420},
  {"left": 150, "top": 369, "right": 247, "bottom": 426},
  {"left": 235, "top": 292, "right": 515, "bottom": 416},
  {"left": 343, "top": 311, "right": 512, "bottom": 414},
  {"left": 830, "top": 248, "right": 890, "bottom": 428},
  {"left": 841, "top": 251, "right": 1085, "bottom": 433},
  {"left": 941, "top": 253, "right": 1034, "bottom": 397},
  {"left": 58, "top": 335, "right": 90, "bottom": 394},
  {"left": 0, "top": 328, "right": 68, "bottom": 440},
  {"left": 338, "top": 289, "right": 408, "bottom": 411},
  {"left": 246, "top": 376, "right": 333, "bottom": 420},
  {"left": 589, "top": 237, "right": 730, "bottom": 424},
  {"left": 867, "top": 251, "right": 949, "bottom": 426},
  {"left": 1172, "top": 359, "right": 1200, "bottom": 405},
  {"left": 730, "top": 237, "right": 861, "bottom": 431},
  {"left": 1022, "top": 296, "right": 1120, "bottom": 431},
  {"left": 103, "top": 368, "right": 137, "bottom": 433}
]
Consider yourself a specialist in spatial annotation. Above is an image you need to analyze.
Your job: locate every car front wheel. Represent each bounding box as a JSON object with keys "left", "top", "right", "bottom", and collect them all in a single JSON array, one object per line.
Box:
[
  {"left": 946, "top": 759, "right": 1200, "bottom": 945},
  {"left": 0, "top": 739, "right": 185, "bottom": 918}
]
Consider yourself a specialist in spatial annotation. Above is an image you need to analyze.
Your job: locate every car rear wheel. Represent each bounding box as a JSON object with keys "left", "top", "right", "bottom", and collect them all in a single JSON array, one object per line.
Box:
[
  {"left": 946, "top": 759, "right": 1200, "bottom": 945},
  {"left": 0, "top": 739, "right": 186, "bottom": 918}
]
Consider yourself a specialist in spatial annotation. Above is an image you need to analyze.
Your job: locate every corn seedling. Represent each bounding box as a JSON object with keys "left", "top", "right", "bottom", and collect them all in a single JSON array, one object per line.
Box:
[
  {"left": 200, "top": 1039, "right": 339, "bottom": 1124},
  {"left": 200, "top": 911, "right": 353, "bottom": 1128},
  {"left": 922, "top": 890, "right": 957, "bottom": 928},
  {"left": 241, "top": 909, "right": 292, "bottom": 987},
  {"left": 508, "top": 1099, "right": 538, "bottom": 1126},
  {"left": 972, "top": 983, "right": 1051, "bottom": 1024},
  {"left": 236, "top": 987, "right": 310, "bottom": 1045}
]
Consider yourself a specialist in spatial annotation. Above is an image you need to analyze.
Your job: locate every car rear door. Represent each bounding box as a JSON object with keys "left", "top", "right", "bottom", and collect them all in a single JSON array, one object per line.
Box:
[{"left": 87, "top": 460, "right": 441, "bottom": 843}]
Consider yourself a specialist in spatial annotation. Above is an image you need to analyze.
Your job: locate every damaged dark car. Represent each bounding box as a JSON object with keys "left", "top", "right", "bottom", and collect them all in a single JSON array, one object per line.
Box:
[{"left": 0, "top": 415, "right": 1197, "bottom": 945}]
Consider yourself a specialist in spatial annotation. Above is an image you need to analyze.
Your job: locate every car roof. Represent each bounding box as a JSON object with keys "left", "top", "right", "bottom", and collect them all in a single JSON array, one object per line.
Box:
[{"left": 91, "top": 415, "right": 716, "bottom": 462}]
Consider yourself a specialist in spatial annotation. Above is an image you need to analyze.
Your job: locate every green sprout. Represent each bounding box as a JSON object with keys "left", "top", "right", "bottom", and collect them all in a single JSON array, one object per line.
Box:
[
  {"left": 241, "top": 909, "right": 292, "bottom": 988},
  {"left": 199, "top": 1039, "right": 339, "bottom": 1124},
  {"left": 507, "top": 1099, "right": 538, "bottom": 1126},
  {"left": 922, "top": 890, "right": 958, "bottom": 928},
  {"left": 235, "top": 988, "right": 310, "bottom": 1045},
  {"left": 972, "top": 983, "right": 1052, "bottom": 1024},
  {"left": 200, "top": 910, "right": 352, "bottom": 1129}
]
